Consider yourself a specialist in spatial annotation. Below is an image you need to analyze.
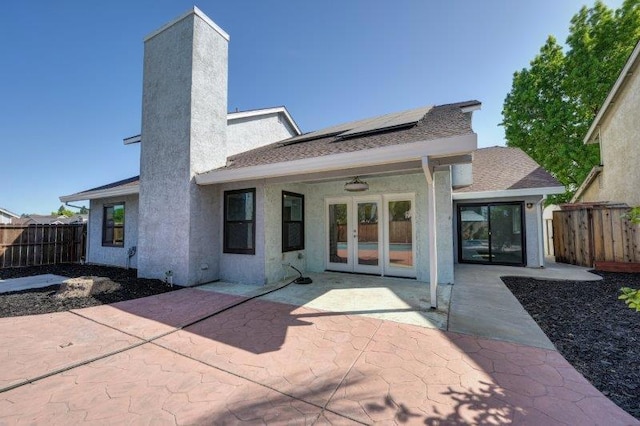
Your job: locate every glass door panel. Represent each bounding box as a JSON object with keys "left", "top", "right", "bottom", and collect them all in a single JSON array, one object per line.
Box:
[
  {"left": 460, "top": 206, "right": 490, "bottom": 262},
  {"left": 458, "top": 203, "right": 525, "bottom": 265},
  {"left": 489, "top": 204, "right": 523, "bottom": 265},
  {"left": 327, "top": 201, "right": 351, "bottom": 271},
  {"left": 387, "top": 200, "right": 413, "bottom": 268},
  {"left": 356, "top": 201, "right": 380, "bottom": 270}
]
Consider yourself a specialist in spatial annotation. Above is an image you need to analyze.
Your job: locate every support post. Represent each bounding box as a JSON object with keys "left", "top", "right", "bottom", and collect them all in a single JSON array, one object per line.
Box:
[{"left": 422, "top": 157, "right": 438, "bottom": 309}]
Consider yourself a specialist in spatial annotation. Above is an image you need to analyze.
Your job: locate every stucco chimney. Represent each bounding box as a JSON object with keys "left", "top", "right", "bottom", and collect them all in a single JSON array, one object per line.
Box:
[{"left": 137, "top": 8, "right": 229, "bottom": 285}]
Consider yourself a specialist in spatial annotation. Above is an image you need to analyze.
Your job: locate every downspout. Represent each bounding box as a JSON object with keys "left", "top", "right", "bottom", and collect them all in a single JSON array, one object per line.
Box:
[
  {"left": 422, "top": 157, "right": 438, "bottom": 309},
  {"left": 536, "top": 196, "right": 546, "bottom": 268}
]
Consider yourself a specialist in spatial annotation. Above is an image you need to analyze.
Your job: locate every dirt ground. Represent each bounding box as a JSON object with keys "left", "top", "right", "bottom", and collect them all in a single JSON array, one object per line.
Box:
[
  {"left": 0, "top": 264, "right": 177, "bottom": 317},
  {"left": 503, "top": 271, "right": 640, "bottom": 420}
]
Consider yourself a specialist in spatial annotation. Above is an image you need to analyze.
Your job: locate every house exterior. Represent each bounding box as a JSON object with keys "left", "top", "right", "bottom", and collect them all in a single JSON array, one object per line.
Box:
[
  {"left": 60, "top": 8, "right": 563, "bottom": 307},
  {"left": 572, "top": 39, "right": 640, "bottom": 206},
  {"left": 0, "top": 207, "right": 19, "bottom": 224}
]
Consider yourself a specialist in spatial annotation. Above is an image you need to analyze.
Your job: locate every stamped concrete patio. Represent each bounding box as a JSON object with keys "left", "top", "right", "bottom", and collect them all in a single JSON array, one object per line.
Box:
[{"left": 0, "top": 264, "right": 636, "bottom": 425}]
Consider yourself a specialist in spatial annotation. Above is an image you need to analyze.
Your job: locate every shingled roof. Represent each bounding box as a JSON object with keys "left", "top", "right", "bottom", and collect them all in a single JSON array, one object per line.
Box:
[
  {"left": 221, "top": 100, "right": 480, "bottom": 170},
  {"left": 454, "top": 146, "right": 562, "bottom": 193}
]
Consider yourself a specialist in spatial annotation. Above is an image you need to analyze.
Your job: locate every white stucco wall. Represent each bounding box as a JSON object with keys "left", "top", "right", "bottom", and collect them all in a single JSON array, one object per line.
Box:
[
  {"left": 303, "top": 173, "right": 431, "bottom": 281},
  {"left": 88, "top": 194, "right": 139, "bottom": 269},
  {"left": 264, "top": 183, "right": 308, "bottom": 284},
  {"left": 217, "top": 179, "right": 266, "bottom": 284},
  {"left": 434, "top": 169, "right": 454, "bottom": 283},
  {"left": 138, "top": 11, "right": 228, "bottom": 286},
  {"left": 580, "top": 60, "right": 640, "bottom": 206},
  {"left": 227, "top": 113, "right": 297, "bottom": 158},
  {"left": 453, "top": 195, "right": 544, "bottom": 267}
]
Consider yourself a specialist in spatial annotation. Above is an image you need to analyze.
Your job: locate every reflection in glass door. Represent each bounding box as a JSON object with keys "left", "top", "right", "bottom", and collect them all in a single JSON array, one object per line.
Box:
[
  {"left": 326, "top": 195, "right": 416, "bottom": 277},
  {"left": 458, "top": 203, "right": 525, "bottom": 266},
  {"left": 385, "top": 198, "right": 415, "bottom": 277},
  {"left": 354, "top": 200, "right": 381, "bottom": 274},
  {"left": 327, "top": 201, "right": 351, "bottom": 271}
]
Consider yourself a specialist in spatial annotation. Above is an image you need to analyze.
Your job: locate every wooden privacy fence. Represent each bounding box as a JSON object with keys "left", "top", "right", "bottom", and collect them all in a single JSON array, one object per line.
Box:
[
  {"left": 0, "top": 224, "right": 86, "bottom": 268},
  {"left": 553, "top": 207, "right": 640, "bottom": 267},
  {"left": 336, "top": 221, "right": 412, "bottom": 243}
]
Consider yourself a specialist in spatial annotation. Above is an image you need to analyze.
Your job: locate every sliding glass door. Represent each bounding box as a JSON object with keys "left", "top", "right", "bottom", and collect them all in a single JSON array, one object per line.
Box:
[{"left": 458, "top": 202, "right": 525, "bottom": 266}]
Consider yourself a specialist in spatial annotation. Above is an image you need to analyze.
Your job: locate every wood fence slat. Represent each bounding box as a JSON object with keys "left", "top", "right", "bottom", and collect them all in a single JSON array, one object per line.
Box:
[
  {"left": 554, "top": 206, "right": 639, "bottom": 267},
  {"left": 0, "top": 224, "right": 86, "bottom": 269}
]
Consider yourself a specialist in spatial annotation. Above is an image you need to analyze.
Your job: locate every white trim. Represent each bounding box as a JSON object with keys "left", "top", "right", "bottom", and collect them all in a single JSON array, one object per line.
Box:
[
  {"left": 123, "top": 135, "right": 141, "bottom": 145},
  {"left": 196, "top": 133, "right": 477, "bottom": 185},
  {"left": 228, "top": 107, "right": 301, "bottom": 135},
  {"left": 570, "top": 165, "right": 603, "bottom": 203},
  {"left": 584, "top": 40, "right": 640, "bottom": 144},
  {"left": 0, "top": 208, "right": 19, "bottom": 219},
  {"left": 460, "top": 104, "right": 481, "bottom": 113},
  {"left": 325, "top": 197, "right": 353, "bottom": 272},
  {"left": 60, "top": 184, "right": 139, "bottom": 203},
  {"left": 144, "top": 6, "right": 230, "bottom": 43},
  {"left": 452, "top": 186, "right": 565, "bottom": 200}
]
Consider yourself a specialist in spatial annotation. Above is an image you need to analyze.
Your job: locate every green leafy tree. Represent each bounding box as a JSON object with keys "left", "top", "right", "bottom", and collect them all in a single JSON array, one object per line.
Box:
[
  {"left": 52, "top": 205, "right": 75, "bottom": 217},
  {"left": 502, "top": 0, "right": 640, "bottom": 203}
]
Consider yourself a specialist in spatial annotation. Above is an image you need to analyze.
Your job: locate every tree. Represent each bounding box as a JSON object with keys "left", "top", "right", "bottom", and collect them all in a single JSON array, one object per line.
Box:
[
  {"left": 502, "top": 0, "right": 640, "bottom": 203},
  {"left": 79, "top": 206, "right": 89, "bottom": 214},
  {"left": 52, "top": 205, "right": 75, "bottom": 217}
]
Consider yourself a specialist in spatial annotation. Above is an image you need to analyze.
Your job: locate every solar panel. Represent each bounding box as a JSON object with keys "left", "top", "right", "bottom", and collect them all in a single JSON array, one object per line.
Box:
[
  {"left": 278, "top": 105, "right": 433, "bottom": 146},
  {"left": 338, "top": 106, "right": 432, "bottom": 138}
]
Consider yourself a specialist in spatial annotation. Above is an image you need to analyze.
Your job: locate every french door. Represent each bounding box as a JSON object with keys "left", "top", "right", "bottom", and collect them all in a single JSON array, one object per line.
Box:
[
  {"left": 457, "top": 202, "right": 525, "bottom": 266},
  {"left": 326, "top": 194, "right": 416, "bottom": 277}
]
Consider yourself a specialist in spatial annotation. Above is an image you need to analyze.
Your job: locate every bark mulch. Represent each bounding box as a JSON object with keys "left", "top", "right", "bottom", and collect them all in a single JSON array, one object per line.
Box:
[
  {"left": 503, "top": 271, "right": 640, "bottom": 420},
  {"left": 0, "top": 264, "right": 177, "bottom": 318}
]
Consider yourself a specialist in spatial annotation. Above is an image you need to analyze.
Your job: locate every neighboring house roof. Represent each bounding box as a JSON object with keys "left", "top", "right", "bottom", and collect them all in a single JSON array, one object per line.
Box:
[
  {"left": 123, "top": 106, "right": 301, "bottom": 145},
  {"left": 10, "top": 215, "right": 83, "bottom": 225},
  {"left": 584, "top": 40, "right": 640, "bottom": 144},
  {"left": 452, "top": 146, "right": 564, "bottom": 199},
  {"left": 221, "top": 101, "right": 479, "bottom": 170},
  {"left": 0, "top": 207, "right": 19, "bottom": 219}
]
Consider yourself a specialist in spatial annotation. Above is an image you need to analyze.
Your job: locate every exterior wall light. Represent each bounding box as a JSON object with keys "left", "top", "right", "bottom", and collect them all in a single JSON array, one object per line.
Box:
[
  {"left": 344, "top": 176, "right": 369, "bottom": 192},
  {"left": 526, "top": 203, "right": 534, "bottom": 209}
]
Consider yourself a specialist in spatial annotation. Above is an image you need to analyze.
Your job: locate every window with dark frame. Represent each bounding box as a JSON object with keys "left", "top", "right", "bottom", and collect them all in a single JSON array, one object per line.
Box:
[
  {"left": 102, "top": 203, "right": 125, "bottom": 247},
  {"left": 224, "top": 188, "right": 256, "bottom": 254},
  {"left": 282, "top": 191, "right": 304, "bottom": 252}
]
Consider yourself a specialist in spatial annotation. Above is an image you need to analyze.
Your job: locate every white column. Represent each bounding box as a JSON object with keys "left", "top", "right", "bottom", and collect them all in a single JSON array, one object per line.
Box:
[
  {"left": 422, "top": 157, "right": 438, "bottom": 309},
  {"left": 536, "top": 197, "right": 546, "bottom": 267}
]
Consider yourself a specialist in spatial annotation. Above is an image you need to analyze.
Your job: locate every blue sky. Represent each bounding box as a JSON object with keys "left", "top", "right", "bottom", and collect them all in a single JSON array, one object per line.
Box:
[{"left": 0, "top": 0, "right": 623, "bottom": 215}]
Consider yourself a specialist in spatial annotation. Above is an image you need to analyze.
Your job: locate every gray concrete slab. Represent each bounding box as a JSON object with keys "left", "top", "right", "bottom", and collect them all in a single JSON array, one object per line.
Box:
[
  {"left": 199, "top": 272, "right": 451, "bottom": 330},
  {"left": 0, "top": 274, "right": 69, "bottom": 294},
  {"left": 448, "top": 262, "right": 601, "bottom": 349}
]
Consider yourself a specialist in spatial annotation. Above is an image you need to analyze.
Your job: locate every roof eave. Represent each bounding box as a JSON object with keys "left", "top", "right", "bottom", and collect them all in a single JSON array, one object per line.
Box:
[
  {"left": 195, "top": 133, "right": 478, "bottom": 185},
  {"left": 228, "top": 106, "right": 302, "bottom": 135},
  {"left": 452, "top": 186, "right": 565, "bottom": 200},
  {"left": 570, "top": 165, "right": 603, "bottom": 203},
  {"left": 584, "top": 40, "right": 640, "bottom": 144},
  {"left": 60, "top": 184, "right": 139, "bottom": 203}
]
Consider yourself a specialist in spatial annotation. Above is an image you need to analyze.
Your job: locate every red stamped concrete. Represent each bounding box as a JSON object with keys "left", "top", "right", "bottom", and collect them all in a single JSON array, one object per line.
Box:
[
  {"left": 0, "top": 312, "right": 140, "bottom": 390},
  {"left": 156, "top": 299, "right": 381, "bottom": 407},
  {"left": 327, "top": 321, "right": 635, "bottom": 425},
  {"left": 73, "top": 288, "right": 247, "bottom": 339},
  {"left": 0, "top": 344, "right": 321, "bottom": 425},
  {"left": 0, "top": 289, "right": 637, "bottom": 425}
]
